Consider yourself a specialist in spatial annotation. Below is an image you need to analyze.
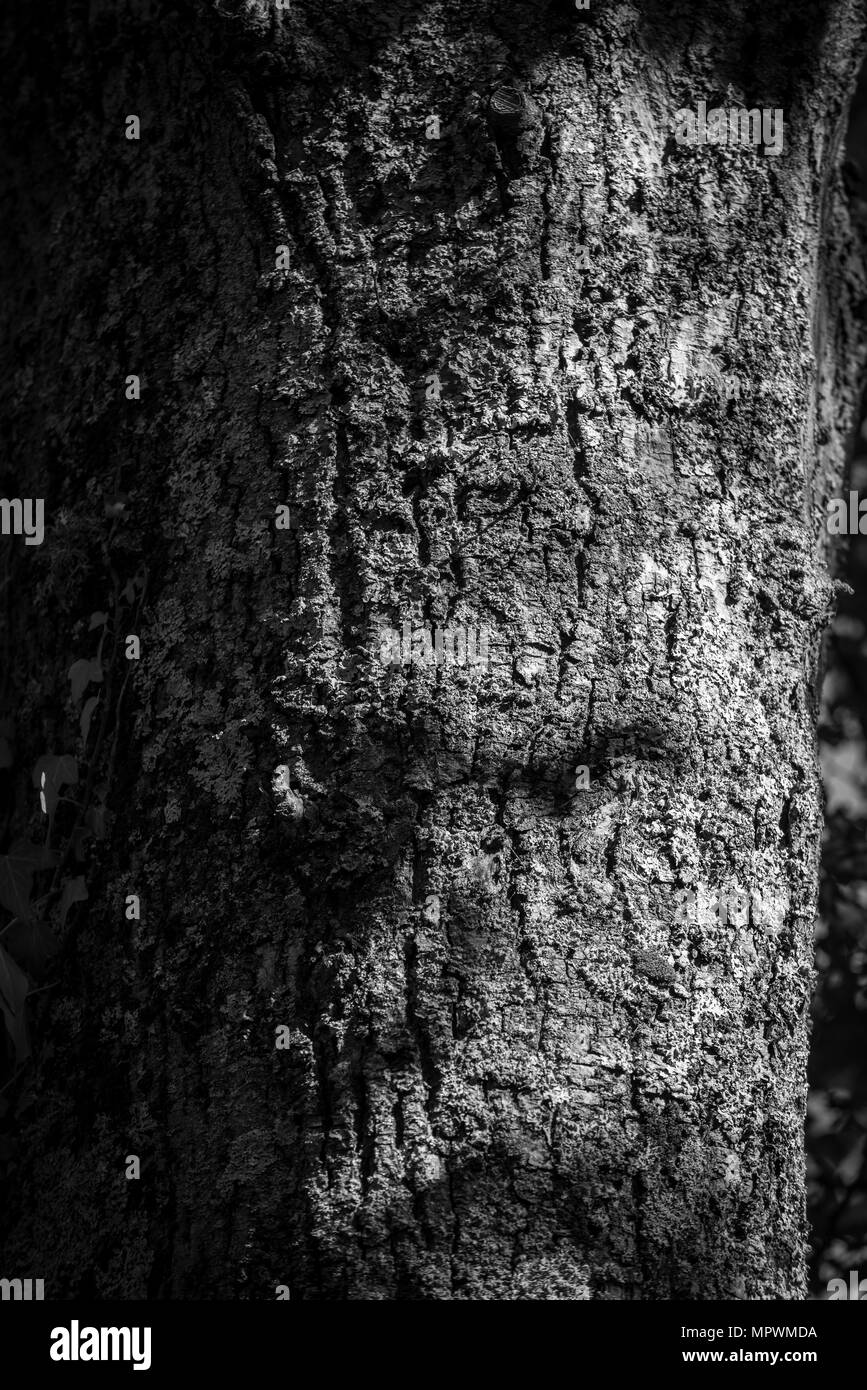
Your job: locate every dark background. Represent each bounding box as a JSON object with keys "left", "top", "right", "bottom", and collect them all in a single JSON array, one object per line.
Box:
[{"left": 810, "top": 55, "right": 867, "bottom": 1296}]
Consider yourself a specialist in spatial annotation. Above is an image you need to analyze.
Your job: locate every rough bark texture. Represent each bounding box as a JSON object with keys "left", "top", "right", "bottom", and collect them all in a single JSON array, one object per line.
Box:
[{"left": 1, "top": 0, "right": 866, "bottom": 1300}]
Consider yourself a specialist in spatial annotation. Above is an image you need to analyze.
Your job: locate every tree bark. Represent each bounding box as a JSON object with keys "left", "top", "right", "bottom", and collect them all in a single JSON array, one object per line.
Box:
[{"left": 1, "top": 0, "right": 866, "bottom": 1300}]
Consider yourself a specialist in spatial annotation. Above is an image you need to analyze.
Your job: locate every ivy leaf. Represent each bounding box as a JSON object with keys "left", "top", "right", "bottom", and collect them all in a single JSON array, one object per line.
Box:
[
  {"left": 32, "top": 755, "right": 78, "bottom": 821},
  {"left": 88, "top": 611, "right": 108, "bottom": 631},
  {"left": 0, "top": 941, "right": 30, "bottom": 1062},
  {"left": 3, "top": 915, "right": 57, "bottom": 974},
  {"left": 59, "top": 875, "right": 88, "bottom": 927},
  {"left": 68, "top": 659, "right": 103, "bottom": 705},
  {"left": 0, "top": 855, "right": 31, "bottom": 919},
  {"left": 80, "top": 695, "right": 99, "bottom": 745},
  {"left": 0, "top": 840, "right": 57, "bottom": 918}
]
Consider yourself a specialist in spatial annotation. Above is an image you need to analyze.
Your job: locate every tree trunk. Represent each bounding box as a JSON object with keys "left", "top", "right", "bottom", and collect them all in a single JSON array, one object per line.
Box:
[{"left": 1, "top": 0, "right": 865, "bottom": 1300}]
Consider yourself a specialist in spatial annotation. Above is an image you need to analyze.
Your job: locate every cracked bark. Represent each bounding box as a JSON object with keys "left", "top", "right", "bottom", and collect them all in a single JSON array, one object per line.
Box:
[{"left": 0, "top": 0, "right": 866, "bottom": 1300}]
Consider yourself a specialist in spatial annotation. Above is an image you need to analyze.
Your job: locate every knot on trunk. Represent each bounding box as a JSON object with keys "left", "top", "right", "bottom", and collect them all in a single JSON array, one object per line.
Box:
[
  {"left": 487, "top": 84, "right": 529, "bottom": 131},
  {"left": 486, "top": 83, "right": 543, "bottom": 180}
]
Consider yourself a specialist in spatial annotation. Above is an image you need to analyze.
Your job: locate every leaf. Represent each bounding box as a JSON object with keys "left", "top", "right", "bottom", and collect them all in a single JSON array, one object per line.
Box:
[
  {"left": 122, "top": 581, "right": 135, "bottom": 604},
  {"left": 80, "top": 694, "right": 99, "bottom": 745},
  {"left": 0, "top": 941, "right": 30, "bottom": 1063},
  {"left": 68, "top": 661, "right": 90, "bottom": 704},
  {"left": 59, "top": 875, "right": 88, "bottom": 927},
  {"left": 0, "top": 840, "right": 57, "bottom": 918},
  {"left": 0, "top": 855, "right": 32, "bottom": 918},
  {"left": 88, "top": 611, "right": 108, "bottom": 630},
  {"left": 32, "top": 755, "right": 78, "bottom": 820},
  {"left": 3, "top": 915, "right": 58, "bottom": 974},
  {"left": 68, "top": 659, "right": 103, "bottom": 705}
]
